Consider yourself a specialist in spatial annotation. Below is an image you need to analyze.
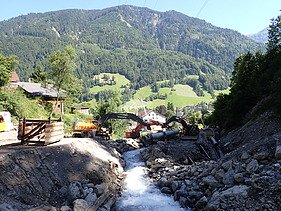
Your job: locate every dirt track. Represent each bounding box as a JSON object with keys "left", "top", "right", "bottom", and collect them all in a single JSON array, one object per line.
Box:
[{"left": 0, "top": 129, "right": 20, "bottom": 146}]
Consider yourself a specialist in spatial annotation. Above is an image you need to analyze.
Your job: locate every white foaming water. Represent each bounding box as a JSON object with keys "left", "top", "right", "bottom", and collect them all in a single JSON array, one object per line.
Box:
[{"left": 115, "top": 149, "right": 188, "bottom": 211}]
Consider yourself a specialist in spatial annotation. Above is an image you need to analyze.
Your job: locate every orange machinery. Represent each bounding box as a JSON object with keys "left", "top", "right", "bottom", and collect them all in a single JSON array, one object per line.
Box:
[
  {"left": 72, "top": 118, "right": 100, "bottom": 137},
  {"left": 125, "top": 119, "right": 162, "bottom": 139}
]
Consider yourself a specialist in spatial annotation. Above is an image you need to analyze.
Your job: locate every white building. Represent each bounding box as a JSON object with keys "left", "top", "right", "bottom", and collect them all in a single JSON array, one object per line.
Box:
[{"left": 138, "top": 110, "right": 166, "bottom": 124}]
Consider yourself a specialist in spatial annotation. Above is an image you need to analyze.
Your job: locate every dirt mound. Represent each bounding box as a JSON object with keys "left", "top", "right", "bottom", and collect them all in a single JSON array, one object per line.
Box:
[{"left": 0, "top": 138, "right": 124, "bottom": 210}]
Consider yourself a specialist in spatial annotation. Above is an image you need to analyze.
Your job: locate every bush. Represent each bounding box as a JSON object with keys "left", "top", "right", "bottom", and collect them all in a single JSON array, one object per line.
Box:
[{"left": 0, "top": 89, "right": 49, "bottom": 119}]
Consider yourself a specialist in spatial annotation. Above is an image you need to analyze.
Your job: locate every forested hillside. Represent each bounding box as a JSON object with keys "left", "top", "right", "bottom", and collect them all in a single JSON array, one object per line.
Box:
[
  {"left": 0, "top": 5, "right": 264, "bottom": 98},
  {"left": 209, "top": 14, "right": 281, "bottom": 129}
]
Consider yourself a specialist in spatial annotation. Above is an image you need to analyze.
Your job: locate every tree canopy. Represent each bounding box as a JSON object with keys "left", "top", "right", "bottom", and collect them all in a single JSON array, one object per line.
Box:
[
  {"left": 48, "top": 45, "right": 82, "bottom": 115},
  {"left": 209, "top": 14, "right": 281, "bottom": 129},
  {"left": 0, "top": 53, "right": 18, "bottom": 86},
  {"left": 267, "top": 14, "right": 281, "bottom": 50}
]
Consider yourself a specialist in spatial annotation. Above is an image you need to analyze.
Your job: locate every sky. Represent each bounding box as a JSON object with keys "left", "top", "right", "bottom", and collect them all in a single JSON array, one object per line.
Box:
[{"left": 0, "top": 0, "right": 280, "bottom": 35}]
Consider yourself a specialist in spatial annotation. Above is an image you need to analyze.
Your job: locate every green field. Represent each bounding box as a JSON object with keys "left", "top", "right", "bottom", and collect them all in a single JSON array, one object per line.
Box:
[
  {"left": 133, "top": 86, "right": 151, "bottom": 99},
  {"left": 123, "top": 84, "right": 214, "bottom": 111},
  {"left": 89, "top": 73, "right": 228, "bottom": 111},
  {"left": 214, "top": 88, "right": 230, "bottom": 95},
  {"left": 89, "top": 73, "right": 130, "bottom": 94}
]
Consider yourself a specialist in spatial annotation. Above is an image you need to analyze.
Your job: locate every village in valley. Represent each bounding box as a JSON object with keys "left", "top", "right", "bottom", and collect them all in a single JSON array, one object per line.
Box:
[{"left": 1, "top": 3, "right": 281, "bottom": 211}]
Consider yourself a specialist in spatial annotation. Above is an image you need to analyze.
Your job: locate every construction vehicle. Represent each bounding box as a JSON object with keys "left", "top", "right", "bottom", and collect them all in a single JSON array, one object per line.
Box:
[
  {"left": 125, "top": 123, "right": 146, "bottom": 139},
  {"left": 72, "top": 113, "right": 151, "bottom": 138},
  {"left": 163, "top": 116, "right": 199, "bottom": 138},
  {"left": 99, "top": 112, "right": 153, "bottom": 138},
  {"left": 98, "top": 113, "right": 150, "bottom": 127},
  {"left": 125, "top": 119, "right": 162, "bottom": 139},
  {"left": 72, "top": 118, "right": 101, "bottom": 138}
]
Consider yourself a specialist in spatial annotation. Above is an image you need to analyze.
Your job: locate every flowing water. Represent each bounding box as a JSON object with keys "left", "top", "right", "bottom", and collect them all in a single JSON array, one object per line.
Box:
[{"left": 115, "top": 149, "right": 188, "bottom": 211}]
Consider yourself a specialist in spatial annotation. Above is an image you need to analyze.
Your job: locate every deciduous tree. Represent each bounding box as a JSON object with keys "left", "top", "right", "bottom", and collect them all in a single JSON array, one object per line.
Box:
[
  {"left": 48, "top": 46, "right": 81, "bottom": 116},
  {"left": 30, "top": 65, "right": 47, "bottom": 84},
  {"left": 91, "top": 92, "right": 127, "bottom": 139},
  {"left": 0, "top": 53, "right": 18, "bottom": 87}
]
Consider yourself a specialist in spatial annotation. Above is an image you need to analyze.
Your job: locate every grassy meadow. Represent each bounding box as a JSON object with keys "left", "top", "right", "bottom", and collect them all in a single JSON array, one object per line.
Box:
[{"left": 89, "top": 73, "right": 227, "bottom": 111}]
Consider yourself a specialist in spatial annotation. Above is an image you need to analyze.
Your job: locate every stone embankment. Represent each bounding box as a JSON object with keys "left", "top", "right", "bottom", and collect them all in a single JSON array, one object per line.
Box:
[
  {"left": 142, "top": 111, "right": 281, "bottom": 210},
  {"left": 0, "top": 138, "right": 132, "bottom": 211}
]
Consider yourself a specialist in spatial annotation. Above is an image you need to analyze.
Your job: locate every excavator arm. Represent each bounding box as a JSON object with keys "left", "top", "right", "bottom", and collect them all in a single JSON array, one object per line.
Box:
[
  {"left": 163, "top": 116, "right": 189, "bottom": 129},
  {"left": 163, "top": 116, "right": 199, "bottom": 136},
  {"left": 98, "top": 113, "right": 151, "bottom": 130}
]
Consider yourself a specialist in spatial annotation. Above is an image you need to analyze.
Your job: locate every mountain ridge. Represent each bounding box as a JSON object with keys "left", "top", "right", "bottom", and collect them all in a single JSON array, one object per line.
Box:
[
  {"left": 0, "top": 5, "right": 265, "bottom": 99},
  {"left": 247, "top": 27, "right": 268, "bottom": 43}
]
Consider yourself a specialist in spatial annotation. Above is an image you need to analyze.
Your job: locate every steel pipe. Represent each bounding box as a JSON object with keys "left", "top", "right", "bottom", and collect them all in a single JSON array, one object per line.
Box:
[{"left": 141, "top": 130, "right": 179, "bottom": 143}]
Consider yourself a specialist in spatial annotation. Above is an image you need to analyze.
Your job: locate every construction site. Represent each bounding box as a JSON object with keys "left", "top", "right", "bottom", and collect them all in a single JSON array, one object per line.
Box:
[{"left": 1, "top": 109, "right": 281, "bottom": 211}]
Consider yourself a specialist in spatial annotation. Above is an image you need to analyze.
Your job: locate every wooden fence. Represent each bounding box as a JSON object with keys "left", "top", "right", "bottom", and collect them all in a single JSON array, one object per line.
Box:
[{"left": 18, "top": 118, "right": 64, "bottom": 145}]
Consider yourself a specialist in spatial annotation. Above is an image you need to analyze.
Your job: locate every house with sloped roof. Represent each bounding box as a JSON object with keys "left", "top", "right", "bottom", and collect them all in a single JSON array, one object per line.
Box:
[
  {"left": 15, "top": 82, "right": 66, "bottom": 114},
  {"left": 138, "top": 109, "right": 166, "bottom": 131},
  {"left": 138, "top": 110, "right": 166, "bottom": 124}
]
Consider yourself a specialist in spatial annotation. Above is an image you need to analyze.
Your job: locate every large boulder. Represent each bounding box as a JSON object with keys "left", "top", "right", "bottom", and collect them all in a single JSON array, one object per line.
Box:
[
  {"left": 73, "top": 199, "right": 88, "bottom": 211},
  {"left": 202, "top": 175, "right": 220, "bottom": 188},
  {"left": 206, "top": 185, "right": 249, "bottom": 210},
  {"left": 67, "top": 182, "right": 84, "bottom": 201}
]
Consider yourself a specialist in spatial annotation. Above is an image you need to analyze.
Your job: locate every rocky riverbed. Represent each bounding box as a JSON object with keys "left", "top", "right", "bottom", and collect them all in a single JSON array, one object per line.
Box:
[
  {"left": 141, "top": 111, "right": 281, "bottom": 210},
  {"left": 1, "top": 111, "right": 281, "bottom": 211}
]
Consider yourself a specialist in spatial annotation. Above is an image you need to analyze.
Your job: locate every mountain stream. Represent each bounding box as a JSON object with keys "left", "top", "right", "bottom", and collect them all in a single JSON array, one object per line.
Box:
[{"left": 114, "top": 149, "right": 188, "bottom": 211}]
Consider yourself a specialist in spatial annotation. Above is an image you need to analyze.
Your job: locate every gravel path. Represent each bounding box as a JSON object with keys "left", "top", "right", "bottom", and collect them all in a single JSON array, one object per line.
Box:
[{"left": 0, "top": 128, "right": 20, "bottom": 146}]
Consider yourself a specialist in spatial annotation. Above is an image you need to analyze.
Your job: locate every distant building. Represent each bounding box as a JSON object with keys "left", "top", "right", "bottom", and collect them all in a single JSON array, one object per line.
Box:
[
  {"left": 14, "top": 82, "right": 66, "bottom": 114},
  {"left": 137, "top": 110, "right": 166, "bottom": 131},
  {"left": 182, "top": 102, "right": 213, "bottom": 114},
  {"left": 71, "top": 106, "right": 90, "bottom": 115},
  {"left": 138, "top": 110, "right": 166, "bottom": 124}
]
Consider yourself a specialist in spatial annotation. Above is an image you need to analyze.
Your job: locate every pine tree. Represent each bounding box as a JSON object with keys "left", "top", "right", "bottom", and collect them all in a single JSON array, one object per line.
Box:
[{"left": 267, "top": 15, "right": 281, "bottom": 50}]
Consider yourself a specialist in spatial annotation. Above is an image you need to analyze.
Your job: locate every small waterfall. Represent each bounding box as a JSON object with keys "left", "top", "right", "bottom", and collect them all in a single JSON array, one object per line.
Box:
[{"left": 115, "top": 149, "right": 188, "bottom": 211}]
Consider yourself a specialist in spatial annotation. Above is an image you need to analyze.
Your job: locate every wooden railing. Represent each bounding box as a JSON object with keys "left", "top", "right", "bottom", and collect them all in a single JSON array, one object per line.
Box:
[{"left": 18, "top": 118, "right": 64, "bottom": 145}]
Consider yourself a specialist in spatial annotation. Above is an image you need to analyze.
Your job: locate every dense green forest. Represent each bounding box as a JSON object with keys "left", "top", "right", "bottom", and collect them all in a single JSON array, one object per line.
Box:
[
  {"left": 0, "top": 5, "right": 264, "bottom": 99},
  {"left": 209, "top": 14, "right": 281, "bottom": 129}
]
